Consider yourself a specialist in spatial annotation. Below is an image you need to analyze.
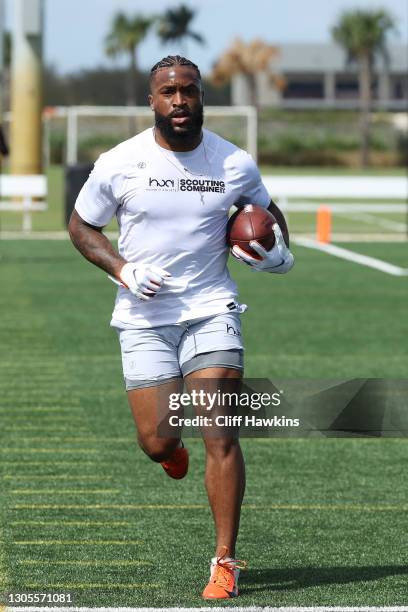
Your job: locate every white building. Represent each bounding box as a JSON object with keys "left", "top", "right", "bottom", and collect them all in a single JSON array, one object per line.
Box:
[{"left": 232, "top": 43, "right": 408, "bottom": 109}]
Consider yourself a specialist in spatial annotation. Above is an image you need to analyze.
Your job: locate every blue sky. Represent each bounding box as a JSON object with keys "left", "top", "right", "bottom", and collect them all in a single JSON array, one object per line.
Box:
[{"left": 4, "top": 0, "right": 408, "bottom": 75}]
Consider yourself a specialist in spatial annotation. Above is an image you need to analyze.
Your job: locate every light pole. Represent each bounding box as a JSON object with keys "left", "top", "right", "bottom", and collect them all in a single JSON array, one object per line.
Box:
[
  {"left": 0, "top": 0, "right": 4, "bottom": 114},
  {"left": 0, "top": 0, "right": 8, "bottom": 182},
  {"left": 10, "top": 0, "right": 43, "bottom": 175}
]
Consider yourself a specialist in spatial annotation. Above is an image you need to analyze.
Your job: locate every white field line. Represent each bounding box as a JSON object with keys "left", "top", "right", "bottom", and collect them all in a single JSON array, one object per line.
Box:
[
  {"left": 311, "top": 233, "right": 406, "bottom": 242},
  {"left": 286, "top": 202, "right": 407, "bottom": 212},
  {"left": 293, "top": 237, "right": 408, "bottom": 277},
  {"left": 6, "top": 607, "right": 408, "bottom": 612},
  {"left": 334, "top": 211, "right": 407, "bottom": 232}
]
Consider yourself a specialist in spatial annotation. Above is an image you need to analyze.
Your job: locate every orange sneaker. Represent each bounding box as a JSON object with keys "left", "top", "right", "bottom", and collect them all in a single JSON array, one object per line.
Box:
[
  {"left": 202, "top": 546, "right": 247, "bottom": 599},
  {"left": 160, "top": 442, "right": 189, "bottom": 479}
]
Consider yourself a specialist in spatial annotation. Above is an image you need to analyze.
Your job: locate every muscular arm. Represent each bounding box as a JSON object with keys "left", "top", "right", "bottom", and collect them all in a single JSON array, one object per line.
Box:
[
  {"left": 267, "top": 199, "right": 290, "bottom": 247},
  {"left": 68, "top": 209, "right": 126, "bottom": 277}
]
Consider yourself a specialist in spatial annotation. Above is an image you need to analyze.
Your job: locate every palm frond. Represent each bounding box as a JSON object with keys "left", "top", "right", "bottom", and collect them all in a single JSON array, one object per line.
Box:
[
  {"left": 104, "top": 11, "right": 153, "bottom": 57},
  {"left": 157, "top": 3, "right": 204, "bottom": 45},
  {"left": 211, "top": 37, "right": 283, "bottom": 86}
]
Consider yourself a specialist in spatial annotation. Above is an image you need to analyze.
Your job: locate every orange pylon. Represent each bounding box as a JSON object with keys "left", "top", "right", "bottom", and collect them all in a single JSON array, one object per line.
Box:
[{"left": 317, "top": 206, "right": 332, "bottom": 243}]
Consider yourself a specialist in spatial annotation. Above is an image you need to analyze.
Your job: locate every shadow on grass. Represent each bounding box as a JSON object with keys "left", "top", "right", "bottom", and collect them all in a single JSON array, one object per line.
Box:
[{"left": 243, "top": 564, "right": 408, "bottom": 593}]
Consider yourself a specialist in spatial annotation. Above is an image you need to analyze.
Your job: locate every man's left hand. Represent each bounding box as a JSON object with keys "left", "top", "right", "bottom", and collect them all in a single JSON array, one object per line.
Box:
[{"left": 231, "top": 223, "right": 294, "bottom": 274}]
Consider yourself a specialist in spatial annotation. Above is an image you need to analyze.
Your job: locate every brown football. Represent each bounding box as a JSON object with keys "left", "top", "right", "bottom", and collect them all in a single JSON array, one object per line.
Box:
[{"left": 227, "top": 204, "right": 276, "bottom": 260}]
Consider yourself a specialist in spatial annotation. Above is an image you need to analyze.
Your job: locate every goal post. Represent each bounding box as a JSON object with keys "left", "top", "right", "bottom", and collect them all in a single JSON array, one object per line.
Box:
[{"left": 63, "top": 105, "right": 258, "bottom": 165}]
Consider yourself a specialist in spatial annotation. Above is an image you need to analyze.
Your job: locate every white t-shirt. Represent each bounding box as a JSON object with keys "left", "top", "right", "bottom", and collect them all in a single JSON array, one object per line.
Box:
[{"left": 75, "top": 127, "right": 270, "bottom": 328}]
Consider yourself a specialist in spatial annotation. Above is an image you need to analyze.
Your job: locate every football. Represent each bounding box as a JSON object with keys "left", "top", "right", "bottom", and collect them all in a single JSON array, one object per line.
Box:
[{"left": 227, "top": 204, "right": 276, "bottom": 260}]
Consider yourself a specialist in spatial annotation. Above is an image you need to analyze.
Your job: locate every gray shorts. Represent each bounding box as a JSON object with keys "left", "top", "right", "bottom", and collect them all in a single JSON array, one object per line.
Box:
[{"left": 115, "top": 312, "right": 244, "bottom": 390}]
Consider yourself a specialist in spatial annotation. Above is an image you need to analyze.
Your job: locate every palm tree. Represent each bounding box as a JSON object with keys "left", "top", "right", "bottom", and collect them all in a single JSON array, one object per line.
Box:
[
  {"left": 105, "top": 12, "right": 153, "bottom": 106},
  {"left": 332, "top": 9, "right": 395, "bottom": 167},
  {"left": 157, "top": 4, "right": 204, "bottom": 55},
  {"left": 211, "top": 38, "right": 285, "bottom": 108}
]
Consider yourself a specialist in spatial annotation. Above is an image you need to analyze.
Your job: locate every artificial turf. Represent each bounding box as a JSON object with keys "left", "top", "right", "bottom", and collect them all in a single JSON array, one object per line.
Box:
[{"left": 0, "top": 239, "right": 407, "bottom": 607}]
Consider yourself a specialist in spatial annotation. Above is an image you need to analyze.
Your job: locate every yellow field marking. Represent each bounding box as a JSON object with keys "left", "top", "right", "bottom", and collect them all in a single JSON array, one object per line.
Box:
[
  {"left": 249, "top": 438, "right": 408, "bottom": 443},
  {"left": 20, "top": 560, "right": 151, "bottom": 566},
  {"left": 2, "top": 416, "right": 85, "bottom": 421},
  {"left": 11, "top": 489, "right": 120, "bottom": 494},
  {"left": 25, "top": 583, "right": 159, "bottom": 589},
  {"left": 1, "top": 437, "right": 134, "bottom": 443},
  {"left": 4, "top": 475, "right": 113, "bottom": 480},
  {"left": 0, "top": 408, "right": 77, "bottom": 413},
  {"left": 7, "top": 436, "right": 402, "bottom": 446},
  {"left": 11, "top": 503, "right": 408, "bottom": 512},
  {"left": 67, "top": 437, "right": 135, "bottom": 442},
  {"left": 12, "top": 521, "right": 134, "bottom": 526},
  {"left": 242, "top": 503, "right": 408, "bottom": 511},
  {"left": 0, "top": 449, "right": 98, "bottom": 453},
  {"left": 3, "top": 427, "right": 88, "bottom": 432},
  {"left": 1, "top": 461, "right": 106, "bottom": 465},
  {"left": 13, "top": 540, "right": 143, "bottom": 545},
  {"left": 12, "top": 503, "right": 207, "bottom": 509}
]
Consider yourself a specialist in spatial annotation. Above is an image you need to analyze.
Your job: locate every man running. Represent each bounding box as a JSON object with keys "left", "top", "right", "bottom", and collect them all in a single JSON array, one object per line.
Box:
[{"left": 68, "top": 55, "right": 294, "bottom": 599}]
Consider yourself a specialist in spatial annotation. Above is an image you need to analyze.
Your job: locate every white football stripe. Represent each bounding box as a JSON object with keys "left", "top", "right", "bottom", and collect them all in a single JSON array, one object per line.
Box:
[{"left": 293, "top": 237, "right": 408, "bottom": 277}]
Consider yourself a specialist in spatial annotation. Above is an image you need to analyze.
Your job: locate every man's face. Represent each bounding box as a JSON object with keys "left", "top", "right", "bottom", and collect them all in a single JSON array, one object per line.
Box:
[{"left": 149, "top": 65, "right": 204, "bottom": 143}]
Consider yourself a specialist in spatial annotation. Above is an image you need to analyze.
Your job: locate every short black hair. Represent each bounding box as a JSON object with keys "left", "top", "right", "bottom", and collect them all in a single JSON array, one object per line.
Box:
[{"left": 150, "top": 55, "right": 201, "bottom": 80}]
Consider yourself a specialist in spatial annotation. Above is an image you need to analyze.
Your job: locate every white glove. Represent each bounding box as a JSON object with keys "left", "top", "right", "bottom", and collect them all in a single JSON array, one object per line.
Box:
[
  {"left": 115, "top": 263, "right": 171, "bottom": 301},
  {"left": 231, "top": 223, "right": 294, "bottom": 274}
]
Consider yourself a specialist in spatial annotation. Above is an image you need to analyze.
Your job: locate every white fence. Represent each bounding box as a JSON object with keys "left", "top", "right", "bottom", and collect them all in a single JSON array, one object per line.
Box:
[
  {"left": 262, "top": 176, "right": 407, "bottom": 206},
  {"left": 262, "top": 175, "right": 407, "bottom": 239},
  {"left": 0, "top": 175, "right": 47, "bottom": 231}
]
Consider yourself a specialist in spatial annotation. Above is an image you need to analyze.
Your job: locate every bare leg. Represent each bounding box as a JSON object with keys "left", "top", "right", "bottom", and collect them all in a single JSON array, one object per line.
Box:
[
  {"left": 127, "top": 379, "right": 183, "bottom": 462},
  {"left": 185, "top": 367, "right": 245, "bottom": 558}
]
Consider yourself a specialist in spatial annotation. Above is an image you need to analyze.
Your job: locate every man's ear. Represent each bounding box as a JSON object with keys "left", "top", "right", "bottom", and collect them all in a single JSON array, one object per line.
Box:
[{"left": 148, "top": 94, "right": 154, "bottom": 110}]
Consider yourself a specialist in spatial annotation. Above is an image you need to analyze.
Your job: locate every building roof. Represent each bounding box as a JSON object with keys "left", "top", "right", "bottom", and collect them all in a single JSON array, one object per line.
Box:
[{"left": 273, "top": 43, "right": 407, "bottom": 73}]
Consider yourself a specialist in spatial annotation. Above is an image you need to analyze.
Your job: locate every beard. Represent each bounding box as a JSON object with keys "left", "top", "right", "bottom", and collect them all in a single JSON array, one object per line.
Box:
[{"left": 154, "top": 105, "right": 204, "bottom": 143}]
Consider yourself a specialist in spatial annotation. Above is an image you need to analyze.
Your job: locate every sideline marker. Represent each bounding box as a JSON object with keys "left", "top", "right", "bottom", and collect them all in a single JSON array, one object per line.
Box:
[{"left": 317, "top": 206, "right": 332, "bottom": 243}]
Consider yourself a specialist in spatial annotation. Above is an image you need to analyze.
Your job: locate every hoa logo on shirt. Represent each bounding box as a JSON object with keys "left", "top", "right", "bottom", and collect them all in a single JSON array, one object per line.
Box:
[
  {"left": 149, "top": 177, "right": 175, "bottom": 189},
  {"left": 226, "top": 322, "right": 241, "bottom": 336},
  {"left": 146, "top": 176, "right": 226, "bottom": 193}
]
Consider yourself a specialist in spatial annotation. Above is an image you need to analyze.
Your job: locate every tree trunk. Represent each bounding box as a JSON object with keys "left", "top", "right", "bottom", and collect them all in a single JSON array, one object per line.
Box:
[
  {"left": 358, "top": 53, "right": 372, "bottom": 168},
  {"left": 179, "top": 37, "right": 187, "bottom": 57},
  {"left": 127, "top": 46, "right": 137, "bottom": 106},
  {"left": 127, "top": 47, "right": 138, "bottom": 136},
  {"left": 246, "top": 72, "right": 258, "bottom": 108}
]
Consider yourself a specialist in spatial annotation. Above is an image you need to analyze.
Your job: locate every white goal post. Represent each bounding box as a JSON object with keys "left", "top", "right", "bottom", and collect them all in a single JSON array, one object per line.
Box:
[
  {"left": 3, "top": 106, "right": 257, "bottom": 166},
  {"left": 2, "top": 106, "right": 258, "bottom": 165},
  {"left": 63, "top": 105, "right": 258, "bottom": 165}
]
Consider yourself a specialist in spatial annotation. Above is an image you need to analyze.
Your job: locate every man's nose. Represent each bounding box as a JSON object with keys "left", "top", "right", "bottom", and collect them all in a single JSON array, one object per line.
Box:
[{"left": 172, "top": 91, "right": 186, "bottom": 106}]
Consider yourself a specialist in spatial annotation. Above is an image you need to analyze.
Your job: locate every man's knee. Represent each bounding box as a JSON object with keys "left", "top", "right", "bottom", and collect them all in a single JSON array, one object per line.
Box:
[
  {"left": 137, "top": 433, "right": 179, "bottom": 462},
  {"left": 204, "top": 436, "right": 240, "bottom": 459}
]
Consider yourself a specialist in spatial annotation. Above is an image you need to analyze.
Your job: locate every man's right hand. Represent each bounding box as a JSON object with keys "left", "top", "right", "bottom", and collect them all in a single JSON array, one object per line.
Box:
[{"left": 118, "top": 263, "right": 171, "bottom": 301}]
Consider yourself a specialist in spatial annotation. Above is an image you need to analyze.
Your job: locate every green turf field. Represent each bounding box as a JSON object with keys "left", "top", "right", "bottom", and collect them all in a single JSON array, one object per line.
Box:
[{"left": 0, "top": 239, "right": 407, "bottom": 607}]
